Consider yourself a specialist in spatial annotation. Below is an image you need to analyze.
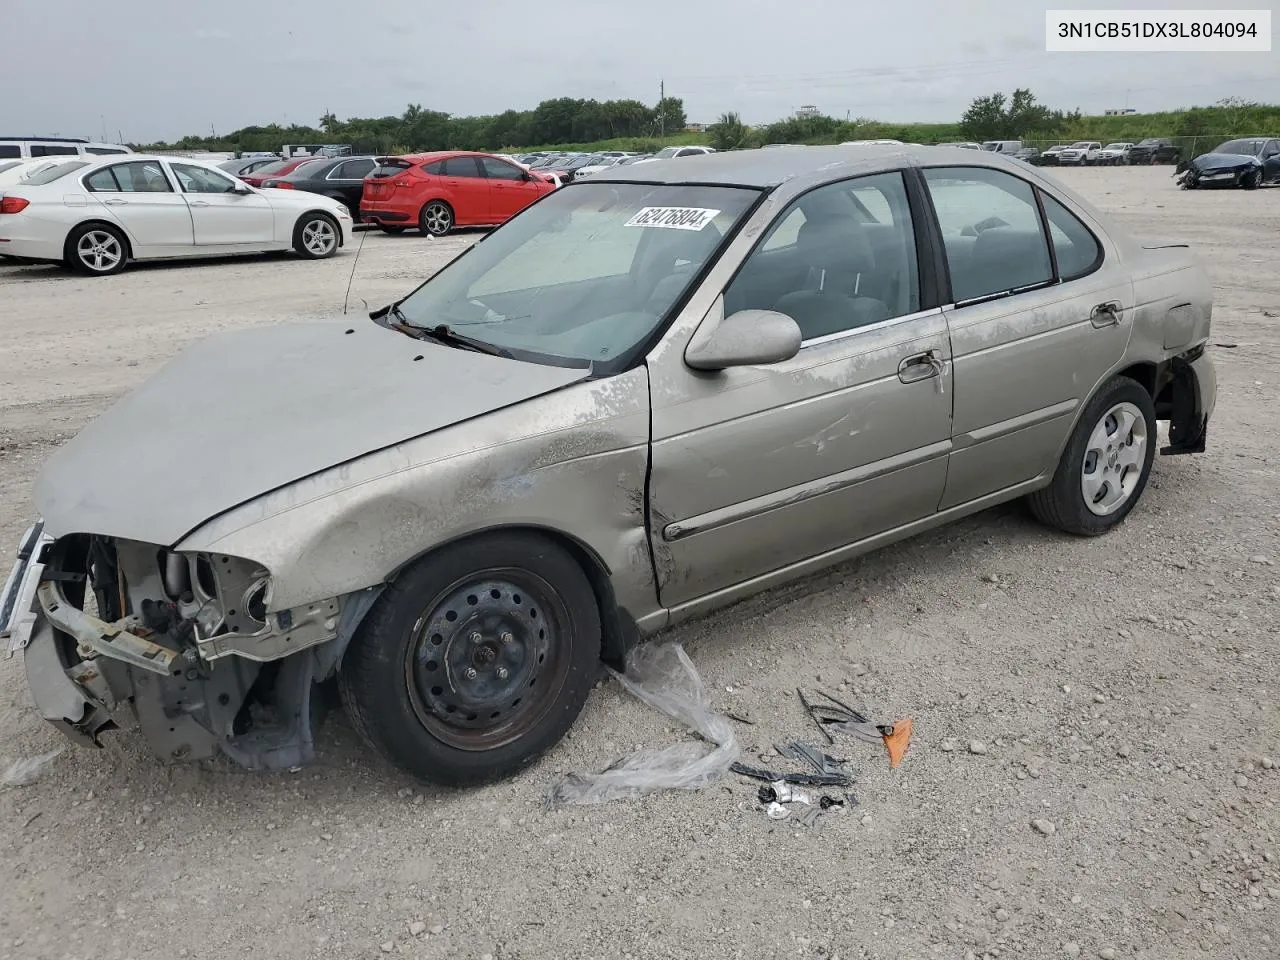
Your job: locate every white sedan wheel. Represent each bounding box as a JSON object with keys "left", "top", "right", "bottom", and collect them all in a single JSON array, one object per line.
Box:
[
  {"left": 69, "top": 224, "right": 128, "bottom": 276},
  {"left": 294, "top": 214, "right": 339, "bottom": 259}
]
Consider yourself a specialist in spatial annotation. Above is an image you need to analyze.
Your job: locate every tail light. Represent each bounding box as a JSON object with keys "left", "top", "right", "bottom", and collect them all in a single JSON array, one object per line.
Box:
[
  {"left": 0, "top": 197, "right": 29, "bottom": 214},
  {"left": 271, "top": 181, "right": 295, "bottom": 189}
]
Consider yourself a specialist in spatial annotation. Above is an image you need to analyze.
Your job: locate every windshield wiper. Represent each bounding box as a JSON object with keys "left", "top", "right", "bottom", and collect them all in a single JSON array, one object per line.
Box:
[{"left": 415, "top": 323, "right": 512, "bottom": 358}]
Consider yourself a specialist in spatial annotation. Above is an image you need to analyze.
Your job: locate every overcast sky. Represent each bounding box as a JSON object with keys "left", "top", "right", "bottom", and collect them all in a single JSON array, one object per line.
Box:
[{"left": 7, "top": 0, "right": 1276, "bottom": 142}]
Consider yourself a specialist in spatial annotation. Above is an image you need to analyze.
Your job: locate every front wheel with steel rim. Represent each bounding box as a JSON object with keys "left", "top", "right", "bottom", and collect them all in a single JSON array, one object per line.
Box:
[
  {"left": 292, "top": 212, "right": 340, "bottom": 259},
  {"left": 1028, "top": 376, "right": 1157, "bottom": 536},
  {"left": 67, "top": 223, "right": 128, "bottom": 275},
  {"left": 338, "top": 531, "right": 601, "bottom": 786},
  {"left": 419, "top": 200, "right": 454, "bottom": 236}
]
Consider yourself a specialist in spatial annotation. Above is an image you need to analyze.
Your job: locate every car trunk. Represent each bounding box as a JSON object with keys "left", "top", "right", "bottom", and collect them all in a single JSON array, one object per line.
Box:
[{"left": 364, "top": 157, "right": 414, "bottom": 200}]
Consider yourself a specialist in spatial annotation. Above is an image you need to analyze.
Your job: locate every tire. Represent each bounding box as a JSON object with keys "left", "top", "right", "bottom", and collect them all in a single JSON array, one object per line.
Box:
[
  {"left": 419, "top": 200, "right": 454, "bottom": 236},
  {"left": 66, "top": 222, "right": 128, "bottom": 276},
  {"left": 378, "top": 226, "right": 406, "bottom": 235},
  {"left": 1242, "top": 170, "right": 1261, "bottom": 190},
  {"left": 292, "top": 212, "right": 340, "bottom": 259},
  {"left": 338, "top": 531, "right": 601, "bottom": 786},
  {"left": 1028, "top": 377, "right": 1157, "bottom": 536}
]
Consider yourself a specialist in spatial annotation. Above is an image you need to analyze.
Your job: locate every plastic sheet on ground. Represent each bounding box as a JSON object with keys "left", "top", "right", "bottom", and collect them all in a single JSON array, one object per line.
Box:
[
  {"left": 546, "top": 642, "right": 739, "bottom": 807},
  {"left": 1, "top": 748, "right": 63, "bottom": 788}
]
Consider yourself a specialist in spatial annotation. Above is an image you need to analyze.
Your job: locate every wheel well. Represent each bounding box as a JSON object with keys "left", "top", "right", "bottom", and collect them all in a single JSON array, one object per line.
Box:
[
  {"left": 386, "top": 525, "right": 635, "bottom": 671},
  {"left": 64, "top": 220, "right": 133, "bottom": 262},
  {"left": 1116, "top": 362, "right": 1157, "bottom": 398}
]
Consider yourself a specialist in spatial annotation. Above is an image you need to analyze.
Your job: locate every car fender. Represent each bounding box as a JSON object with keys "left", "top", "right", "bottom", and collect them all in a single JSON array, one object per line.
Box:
[{"left": 173, "top": 367, "right": 662, "bottom": 630}]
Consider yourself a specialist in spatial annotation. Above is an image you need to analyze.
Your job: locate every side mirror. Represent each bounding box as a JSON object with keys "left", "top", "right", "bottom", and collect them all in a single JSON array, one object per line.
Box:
[
  {"left": 685, "top": 309, "right": 802, "bottom": 371},
  {"left": 232, "top": 183, "right": 253, "bottom": 194}
]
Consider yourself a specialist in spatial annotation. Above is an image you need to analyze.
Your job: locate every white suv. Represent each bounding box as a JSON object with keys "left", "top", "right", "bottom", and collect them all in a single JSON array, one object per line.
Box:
[
  {"left": 0, "top": 137, "right": 133, "bottom": 160},
  {"left": 1096, "top": 142, "right": 1133, "bottom": 165},
  {"left": 1057, "top": 141, "right": 1101, "bottom": 166}
]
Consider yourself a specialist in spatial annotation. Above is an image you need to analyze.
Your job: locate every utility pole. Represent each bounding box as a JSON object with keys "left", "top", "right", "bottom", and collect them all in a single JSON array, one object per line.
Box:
[{"left": 659, "top": 79, "right": 665, "bottom": 139}]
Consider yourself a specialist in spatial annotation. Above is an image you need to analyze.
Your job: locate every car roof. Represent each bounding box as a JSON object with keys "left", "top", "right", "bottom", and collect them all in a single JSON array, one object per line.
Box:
[{"left": 594, "top": 144, "right": 1039, "bottom": 189}]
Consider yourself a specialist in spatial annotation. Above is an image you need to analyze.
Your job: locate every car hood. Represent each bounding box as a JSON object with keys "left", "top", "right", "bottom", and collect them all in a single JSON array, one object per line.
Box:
[
  {"left": 35, "top": 318, "right": 590, "bottom": 546},
  {"left": 1190, "top": 152, "right": 1260, "bottom": 172}
]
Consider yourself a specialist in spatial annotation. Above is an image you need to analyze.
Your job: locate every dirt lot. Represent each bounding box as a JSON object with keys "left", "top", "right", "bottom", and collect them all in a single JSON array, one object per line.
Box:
[{"left": 0, "top": 167, "right": 1276, "bottom": 960}]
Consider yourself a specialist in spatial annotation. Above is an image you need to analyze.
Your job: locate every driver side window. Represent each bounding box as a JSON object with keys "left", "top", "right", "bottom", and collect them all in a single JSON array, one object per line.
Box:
[
  {"left": 724, "top": 171, "right": 920, "bottom": 342},
  {"left": 171, "top": 163, "right": 238, "bottom": 194}
]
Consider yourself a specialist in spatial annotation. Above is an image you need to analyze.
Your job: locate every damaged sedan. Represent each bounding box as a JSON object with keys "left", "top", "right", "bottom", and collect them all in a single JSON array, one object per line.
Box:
[
  {"left": 2, "top": 146, "right": 1217, "bottom": 786},
  {"left": 1176, "top": 137, "right": 1280, "bottom": 189}
]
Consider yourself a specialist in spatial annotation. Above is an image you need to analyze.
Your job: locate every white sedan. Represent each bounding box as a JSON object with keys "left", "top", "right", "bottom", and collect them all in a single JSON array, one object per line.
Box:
[{"left": 0, "top": 155, "right": 352, "bottom": 276}]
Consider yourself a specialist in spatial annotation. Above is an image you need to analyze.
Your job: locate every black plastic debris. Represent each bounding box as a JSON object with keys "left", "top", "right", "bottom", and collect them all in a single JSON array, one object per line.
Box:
[{"left": 731, "top": 761, "right": 851, "bottom": 787}]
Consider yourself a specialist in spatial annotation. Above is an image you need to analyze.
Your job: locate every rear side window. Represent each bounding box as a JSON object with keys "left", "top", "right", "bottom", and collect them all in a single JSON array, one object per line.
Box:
[
  {"left": 1039, "top": 191, "right": 1102, "bottom": 280},
  {"left": 22, "top": 160, "right": 90, "bottom": 185},
  {"left": 0, "top": 145, "right": 22, "bottom": 158},
  {"left": 923, "top": 166, "right": 1053, "bottom": 302},
  {"left": 333, "top": 158, "right": 374, "bottom": 179},
  {"left": 30, "top": 144, "right": 80, "bottom": 157},
  {"left": 85, "top": 161, "right": 172, "bottom": 193},
  {"left": 442, "top": 156, "right": 481, "bottom": 177}
]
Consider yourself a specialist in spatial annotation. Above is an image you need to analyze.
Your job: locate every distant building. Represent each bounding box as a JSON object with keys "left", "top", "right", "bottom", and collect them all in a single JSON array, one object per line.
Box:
[
  {"left": 1104, "top": 108, "right": 1137, "bottom": 116},
  {"left": 686, "top": 122, "right": 709, "bottom": 132},
  {"left": 795, "top": 105, "right": 822, "bottom": 119}
]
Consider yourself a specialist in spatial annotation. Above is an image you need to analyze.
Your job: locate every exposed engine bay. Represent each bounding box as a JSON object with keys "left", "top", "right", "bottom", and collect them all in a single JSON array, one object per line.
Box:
[{"left": 8, "top": 529, "right": 380, "bottom": 769}]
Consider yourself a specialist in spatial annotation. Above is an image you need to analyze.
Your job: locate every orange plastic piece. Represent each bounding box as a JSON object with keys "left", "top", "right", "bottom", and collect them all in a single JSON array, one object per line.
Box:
[{"left": 882, "top": 717, "right": 913, "bottom": 768}]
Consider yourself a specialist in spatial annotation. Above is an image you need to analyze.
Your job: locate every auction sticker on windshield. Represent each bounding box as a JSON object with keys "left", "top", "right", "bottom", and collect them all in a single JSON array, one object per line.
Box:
[{"left": 624, "top": 207, "right": 721, "bottom": 230}]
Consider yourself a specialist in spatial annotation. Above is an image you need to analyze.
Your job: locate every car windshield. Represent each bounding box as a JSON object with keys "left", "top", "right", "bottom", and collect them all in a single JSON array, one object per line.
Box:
[
  {"left": 391, "top": 182, "right": 760, "bottom": 369},
  {"left": 1070, "top": 142, "right": 1092, "bottom": 148},
  {"left": 0, "top": 160, "right": 22, "bottom": 174},
  {"left": 1137, "top": 139, "right": 1159, "bottom": 146},
  {"left": 251, "top": 159, "right": 292, "bottom": 175},
  {"left": 22, "top": 159, "right": 90, "bottom": 185},
  {"left": 653, "top": 147, "right": 682, "bottom": 159},
  {"left": 1214, "top": 139, "right": 1263, "bottom": 155},
  {"left": 1104, "top": 143, "right": 1126, "bottom": 150},
  {"left": 287, "top": 158, "right": 330, "bottom": 177}
]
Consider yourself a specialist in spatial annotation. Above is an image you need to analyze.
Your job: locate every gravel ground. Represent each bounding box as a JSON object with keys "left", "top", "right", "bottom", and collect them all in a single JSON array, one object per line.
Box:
[{"left": 0, "top": 167, "right": 1276, "bottom": 960}]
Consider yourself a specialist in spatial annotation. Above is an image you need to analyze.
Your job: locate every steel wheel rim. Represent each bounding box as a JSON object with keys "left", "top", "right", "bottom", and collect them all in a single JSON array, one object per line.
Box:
[
  {"left": 424, "top": 203, "right": 451, "bottom": 234},
  {"left": 302, "top": 218, "right": 336, "bottom": 255},
  {"left": 77, "top": 230, "right": 122, "bottom": 272},
  {"left": 403, "top": 567, "right": 571, "bottom": 751},
  {"left": 1081, "top": 401, "right": 1147, "bottom": 516}
]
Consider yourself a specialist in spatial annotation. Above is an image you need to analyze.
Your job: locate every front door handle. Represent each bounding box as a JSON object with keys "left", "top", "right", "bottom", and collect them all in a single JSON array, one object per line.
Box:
[
  {"left": 102, "top": 198, "right": 127, "bottom": 205},
  {"left": 1090, "top": 301, "right": 1122, "bottom": 327},
  {"left": 898, "top": 349, "right": 946, "bottom": 385},
  {"left": 188, "top": 200, "right": 211, "bottom": 207}
]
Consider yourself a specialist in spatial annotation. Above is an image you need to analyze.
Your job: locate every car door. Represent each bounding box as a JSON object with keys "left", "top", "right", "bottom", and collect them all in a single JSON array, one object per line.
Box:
[
  {"left": 440, "top": 155, "right": 490, "bottom": 224},
  {"left": 647, "top": 170, "right": 954, "bottom": 611},
  {"left": 1261, "top": 140, "right": 1280, "bottom": 182},
  {"left": 82, "top": 160, "right": 194, "bottom": 251},
  {"left": 479, "top": 156, "right": 540, "bottom": 220},
  {"left": 168, "top": 161, "right": 275, "bottom": 247},
  {"left": 920, "top": 164, "right": 1132, "bottom": 510},
  {"left": 326, "top": 158, "right": 375, "bottom": 212}
]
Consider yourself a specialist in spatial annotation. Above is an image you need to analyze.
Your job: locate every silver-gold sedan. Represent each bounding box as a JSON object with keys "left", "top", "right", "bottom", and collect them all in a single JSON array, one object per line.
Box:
[{"left": 2, "top": 146, "right": 1216, "bottom": 786}]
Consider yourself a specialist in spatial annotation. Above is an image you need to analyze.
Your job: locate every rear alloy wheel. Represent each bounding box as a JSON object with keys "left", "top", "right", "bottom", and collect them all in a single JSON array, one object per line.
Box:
[
  {"left": 293, "top": 213, "right": 340, "bottom": 259},
  {"left": 67, "top": 223, "right": 128, "bottom": 276},
  {"left": 419, "top": 200, "right": 454, "bottom": 237},
  {"left": 338, "top": 532, "right": 601, "bottom": 786},
  {"left": 1027, "top": 376, "right": 1156, "bottom": 536}
]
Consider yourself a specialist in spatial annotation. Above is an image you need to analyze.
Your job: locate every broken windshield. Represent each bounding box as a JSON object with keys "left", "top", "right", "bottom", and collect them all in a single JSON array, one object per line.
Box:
[{"left": 391, "top": 181, "right": 761, "bottom": 371}]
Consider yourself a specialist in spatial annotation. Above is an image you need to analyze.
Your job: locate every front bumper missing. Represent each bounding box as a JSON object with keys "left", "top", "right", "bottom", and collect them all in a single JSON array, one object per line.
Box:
[{"left": 37, "top": 580, "right": 177, "bottom": 675}]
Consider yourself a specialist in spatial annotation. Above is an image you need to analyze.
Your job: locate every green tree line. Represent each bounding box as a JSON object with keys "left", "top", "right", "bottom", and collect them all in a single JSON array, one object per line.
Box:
[{"left": 138, "top": 91, "right": 1278, "bottom": 158}]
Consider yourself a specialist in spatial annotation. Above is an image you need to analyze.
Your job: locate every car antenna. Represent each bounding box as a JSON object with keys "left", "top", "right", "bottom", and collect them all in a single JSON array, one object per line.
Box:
[{"left": 342, "top": 221, "right": 371, "bottom": 315}]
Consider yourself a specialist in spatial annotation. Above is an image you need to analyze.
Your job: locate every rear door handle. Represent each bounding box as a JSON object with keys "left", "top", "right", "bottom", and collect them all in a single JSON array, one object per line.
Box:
[
  {"left": 188, "top": 200, "right": 211, "bottom": 207},
  {"left": 102, "top": 198, "right": 127, "bottom": 205},
  {"left": 1091, "top": 301, "right": 1122, "bottom": 327}
]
